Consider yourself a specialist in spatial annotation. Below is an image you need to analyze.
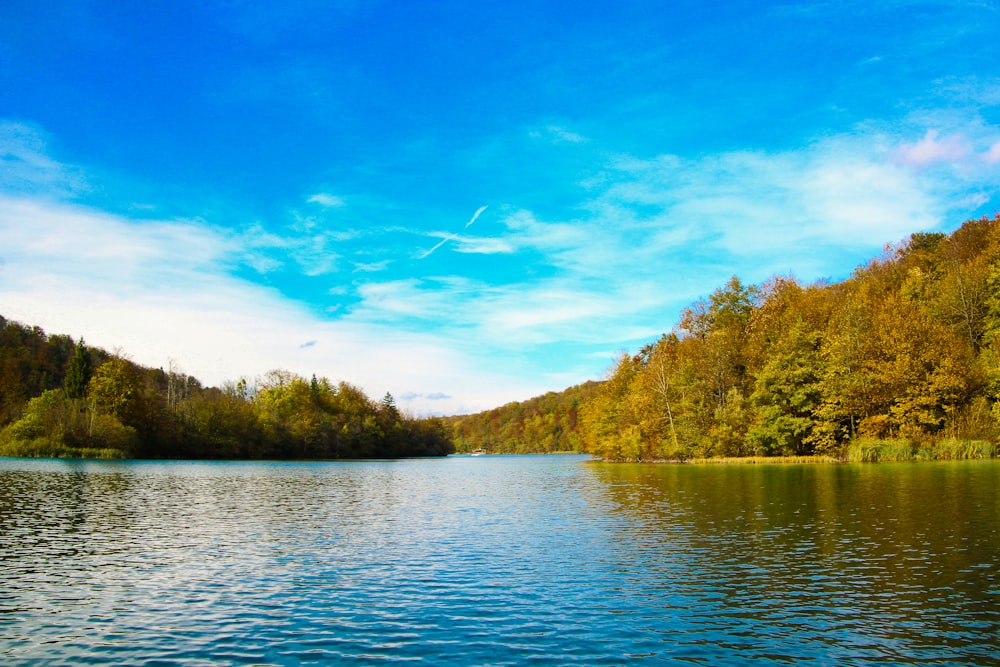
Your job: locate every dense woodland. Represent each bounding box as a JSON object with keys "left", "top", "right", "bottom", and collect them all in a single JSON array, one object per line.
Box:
[
  {"left": 445, "top": 382, "right": 600, "bottom": 454},
  {"left": 4, "top": 215, "right": 1000, "bottom": 462},
  {"left": 577, "top": 215, "right": 1000, "bottom": 461},
  {"left": 0, "top": 324, "right": 452, "bottom": 459}
]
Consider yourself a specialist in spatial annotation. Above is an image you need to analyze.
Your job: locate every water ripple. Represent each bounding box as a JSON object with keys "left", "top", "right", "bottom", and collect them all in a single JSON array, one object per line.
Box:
[{"left": 1, "top": 457, "right": 999, "bottom": 665}]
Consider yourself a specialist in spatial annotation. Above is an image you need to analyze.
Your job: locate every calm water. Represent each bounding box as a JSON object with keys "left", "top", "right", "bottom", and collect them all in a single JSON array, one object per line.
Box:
[{"left": 1, "top": 455, "right": 998, "bottom": 666}]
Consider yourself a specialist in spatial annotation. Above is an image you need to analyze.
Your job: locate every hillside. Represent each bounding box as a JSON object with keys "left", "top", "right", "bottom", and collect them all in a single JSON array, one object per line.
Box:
[
  {"left": 0, "top": 319, "right": 452, "bottom": 460},
  {"left": 577, "top": 215, "right": 1000, "bottom": 462},
  {"left": 5, "top": 215, "right": 1000, "bottom": 463},
  {"left": 444, "top": 382, "right": 601, "bottom": 454}
]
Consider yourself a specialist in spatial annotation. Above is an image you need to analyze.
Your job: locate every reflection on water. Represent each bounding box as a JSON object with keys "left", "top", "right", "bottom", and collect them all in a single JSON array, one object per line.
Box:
[
  {"left": 1, "top": 456, "right": 998, "bottom": 665},
  {"left": 590, "top": 462, "right": 1000, "bottom": 665}
]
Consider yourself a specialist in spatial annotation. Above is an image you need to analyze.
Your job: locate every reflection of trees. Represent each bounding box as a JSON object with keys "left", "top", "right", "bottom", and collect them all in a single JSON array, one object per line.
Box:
[{"left": 587, "top": 461, "right": 1000, "bottom": 660}]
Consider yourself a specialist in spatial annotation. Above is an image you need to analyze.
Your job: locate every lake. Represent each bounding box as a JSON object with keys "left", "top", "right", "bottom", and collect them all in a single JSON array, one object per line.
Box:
[{"left": 1, "top": 455, "right": 998, "bottom": 665}]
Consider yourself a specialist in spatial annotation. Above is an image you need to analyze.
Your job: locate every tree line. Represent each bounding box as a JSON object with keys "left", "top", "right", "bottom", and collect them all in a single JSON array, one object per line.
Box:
[
  {"left": 444, "top": 382, "right": 600, "bottom": 454},
  {"left": 578, "top": 216, "right": 1000, "bottom": 461},
  {"left": 5, "top": 215, "right": 1000, "bottom": 462},
  {"left": 0, "top": 322, "right": 452, "bottom": 459}
]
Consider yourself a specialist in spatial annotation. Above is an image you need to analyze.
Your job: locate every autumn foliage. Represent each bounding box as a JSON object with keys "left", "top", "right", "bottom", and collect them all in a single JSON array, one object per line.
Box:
[{"left": 578, "top": 216, "right": 1000, "bottom": 461}]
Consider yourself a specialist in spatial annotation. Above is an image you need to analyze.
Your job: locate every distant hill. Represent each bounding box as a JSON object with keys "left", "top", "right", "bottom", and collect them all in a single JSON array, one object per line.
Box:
[
  {"left": 443, "top": 381, "right": 601, "bottom": 454},
  {"left": 0, "top": 316, "right": 452, "bottom": 460}
]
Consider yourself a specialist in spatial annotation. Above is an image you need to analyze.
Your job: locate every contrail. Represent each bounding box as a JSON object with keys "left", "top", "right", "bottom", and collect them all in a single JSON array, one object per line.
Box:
[
  {"left": 465, "top": 205, "right": 488, "bottom": 228},
  {"left": 418, "top": 236, "right": 452, "bottom": 260},
  {"left": 419, "top": 205, "right": 488, "bottom": 259}
]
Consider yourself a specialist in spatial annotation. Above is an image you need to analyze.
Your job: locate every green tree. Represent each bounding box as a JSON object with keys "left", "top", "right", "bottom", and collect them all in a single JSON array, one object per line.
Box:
[
  {"left": 747, "top": 321, "right": 823, "bottom": 455},
  {"left": 0, "top": 388, "right": 136, "bottom": 456},
  {"left": 64, "top": 339, "right": 92, "bottom": 399},
  {"left": 88, "top": 357, "right": 141, "bottom": 425}
]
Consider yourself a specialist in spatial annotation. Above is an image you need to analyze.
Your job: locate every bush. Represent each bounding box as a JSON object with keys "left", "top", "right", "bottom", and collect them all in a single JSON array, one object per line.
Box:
[
  {"left": 0, "top": 389, "right": 136, "bottom": 458},
  {"left": 845, "top": 439, "right": 914, "bottom": 462},
  {"left": 925, "top": 438, "right": 997, "bottom": 460}
]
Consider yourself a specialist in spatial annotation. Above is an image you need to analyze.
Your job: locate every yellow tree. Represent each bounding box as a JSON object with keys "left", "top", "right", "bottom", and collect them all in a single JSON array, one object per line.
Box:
[{"left": 580, "top": 353, "right": 642, "bottom": 460}]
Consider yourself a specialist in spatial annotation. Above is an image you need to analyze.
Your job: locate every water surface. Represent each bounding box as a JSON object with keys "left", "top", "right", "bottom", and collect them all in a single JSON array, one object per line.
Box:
[{"left": 1, "top": 456, "right": 998, "bottom": 665}]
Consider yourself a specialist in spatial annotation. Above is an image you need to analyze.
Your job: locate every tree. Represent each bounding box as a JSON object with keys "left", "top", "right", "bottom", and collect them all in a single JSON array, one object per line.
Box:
[
  {"left": 87, "top": 357, "right": 144, "bottom": 440},
  {"left": 748, "top": 321, "right": 823, "bottom": 455},
  {"left": 619, "top": 335, "right": 685, "bottom": 459},
  {"left": 580, "top": 353, "right": 641, "bottom": 460},
  {"left": 380, "top": 392, "right": 400, "bottom": 423},
  {"left": 0, "top": 388, "right": 136, "bottom": 456},
  {"left": 64, "top": 339, "right": 92, "bottom": 399}
]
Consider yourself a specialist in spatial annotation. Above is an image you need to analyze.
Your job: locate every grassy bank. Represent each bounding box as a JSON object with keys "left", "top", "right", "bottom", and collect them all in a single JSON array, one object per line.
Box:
[
  {"left": 593, "top": 438, "right": 998, "bottom": 464},
  {"left": 685, "top": 455, "right": 842, "bottom": 465},
  {"left": 844, "top": 438, "right": 996, "bottom": 462},
  {"left": 0, "top": 439, "right": 128, "bottom": 460}
]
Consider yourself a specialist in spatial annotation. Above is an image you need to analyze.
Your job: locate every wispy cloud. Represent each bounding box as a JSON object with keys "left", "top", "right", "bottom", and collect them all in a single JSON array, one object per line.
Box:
[
  {"left": 307, "top": 192, "right": 345, "bottom": 208},
  {"left": 465, "top": 204, "right": 488, "bottom": 228},
  {"left": 417, "top": 232, "right": 514, "bottom": 259},
  {"left": 400, "top": 391, "right": 452, "bottom": 401},
  {"left": 348, "top": 121, "right": 999, "bottom": 363},
  {"left": 895, "top": 130, "right": 970, "bottom": 167},
  {"left": 529, "top": 125, "right": 587, "bottom": 144},
  {"left": 0, "top": 194, "right": 544, "bottom": 415},
  {"left": 418, "top": 205, "right": 501, "bottom": 258},
  {"left": 353, "top": 260, "right": 391, "bottom": 273},
  {"left": 453, "top": 236, "right": 514, "bottom": 255},
  {"left": 0, "top": 122, "right": 88, "bottom": 198},
  {"left": 239, "top": 218, "right": 344, "bottom": 277},
  {"left": 3, "top": 112, "right": 998, "bottom": 416},
  {"left": 417, "top": 235, "right": 452, "bottom": 260},
  {"left": 984, "top": 141, "right": 1000, "bottom": 164}
]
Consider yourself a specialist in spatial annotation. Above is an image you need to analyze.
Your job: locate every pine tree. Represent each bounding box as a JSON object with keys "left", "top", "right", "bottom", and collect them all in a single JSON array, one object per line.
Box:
[{"left": 64, "top": 339, "right": 92, "bottom": 399}]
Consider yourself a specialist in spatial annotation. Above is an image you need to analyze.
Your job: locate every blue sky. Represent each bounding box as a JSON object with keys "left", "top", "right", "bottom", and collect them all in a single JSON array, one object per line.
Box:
[{"left": 1, "top": 1, "right": 999, "bottom": 414}]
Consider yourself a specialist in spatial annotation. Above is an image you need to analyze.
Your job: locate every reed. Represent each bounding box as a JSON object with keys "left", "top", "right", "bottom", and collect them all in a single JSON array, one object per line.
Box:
[
  {"left": 0, "top": 438, "right": 127, "bottom": 460},
  {"left": 923, "top": 438, "right": 997, "bottom": 460},
  {"left": 843, "top": 437, "right": 999, "bottom": 462},
  {"left": 845, "top": 439, "right": 914, "bottom": 462},
  {"left": 686, "top": 455, "right": 841, "bottom": 465}
]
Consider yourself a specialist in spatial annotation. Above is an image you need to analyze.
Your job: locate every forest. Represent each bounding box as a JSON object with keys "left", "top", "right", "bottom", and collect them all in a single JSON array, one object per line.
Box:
[
  {"left": 0, "top": 325, "right": 452, "bottom": 459},
  {"left": 576, "top": 215, "right": 1000, "bottom": 461},
  {"left": 444, "top": 382, "right": 600, "bottom": 454},
  {"left": 4, "top": 215, "right": 1000, "bottom": 462}
]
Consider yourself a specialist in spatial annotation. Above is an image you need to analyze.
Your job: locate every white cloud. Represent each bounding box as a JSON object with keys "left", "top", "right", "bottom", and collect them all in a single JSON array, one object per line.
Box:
[
  {"left": 240, "top": 220, "right": 343, "bottom": 276},
  {"left": 345, "top": 123, "right": 995, "bottom": 362},
  {"left": 353, "top": 260, "right": 391, "bottom": 273},
  {"left": 3, "top": 117, "right": 997, "bottom": 417},
  {"left": 895, "top": 129, "right": 970, "bottom": 167},
  {"left": 574, "top": 128, "right": 988, "bottom": 279},
  {"left": 0, "top": 121, "right": 88, "bottom": 197},
  {"left": 417, "top": 231, "right": 514, "bottom": 259},
  {"left": 0, "top": 195, "right": 545, "bottom": 415},
  {"left": 984, "top": 141, "right": 1000, "bottom": 164},
  {"left": 452, "top": 236, "right": 514, "bottom": 254},
  {"left": 417, "top": 235, "right": 452, "bottom": 260},
  {"left": 307, "top": 192, "right": 345, "bottom": 208},
  {"left": 529, "top": 125, "right": 587, "bottom": 144},
  {"left": 465, "top": 204, "right": 488, "bottom": 228}
]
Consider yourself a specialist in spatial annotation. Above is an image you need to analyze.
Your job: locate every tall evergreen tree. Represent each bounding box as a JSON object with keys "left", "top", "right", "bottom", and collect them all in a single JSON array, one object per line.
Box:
[{"left": 64, "top": 339, "right": 91, "bottom": 399}]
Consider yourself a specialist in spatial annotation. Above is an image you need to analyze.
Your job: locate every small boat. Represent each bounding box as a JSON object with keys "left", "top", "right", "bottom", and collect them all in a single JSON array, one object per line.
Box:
[{"left": 470, "top": 448, "right": 486, "bottom": 456}]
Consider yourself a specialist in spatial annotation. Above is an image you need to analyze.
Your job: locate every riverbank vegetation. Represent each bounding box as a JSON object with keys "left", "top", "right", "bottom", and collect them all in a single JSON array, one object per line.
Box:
[
  {"left": 0, "top": 322, "right": 452, "bottom": 459},
  {"left": 577, "top": 215, "right": 1000, "bottom": 462}
]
